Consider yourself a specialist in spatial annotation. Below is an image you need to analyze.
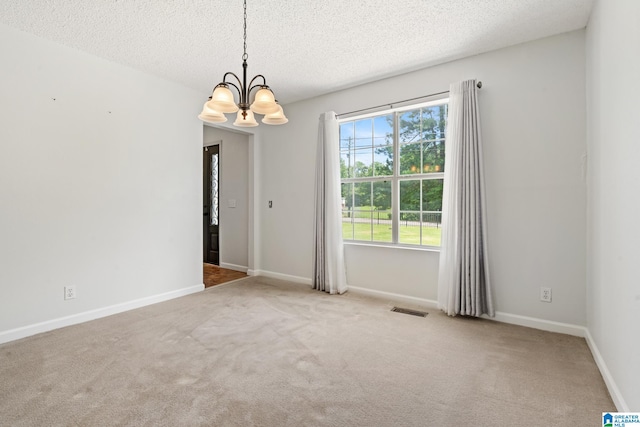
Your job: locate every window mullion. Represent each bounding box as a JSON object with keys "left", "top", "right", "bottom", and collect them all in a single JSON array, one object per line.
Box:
[
  {"left": 419, "top": 179, "right": 423, "bottom": 245},
  {"left": 370, "top": 181, "right": 374, "bottom": 241},
  {"left": 392, "top": 111, "right": 399, "bottom": 244},
  {"left": 351, "top": 182, "right": 355, "bottom": 240}
]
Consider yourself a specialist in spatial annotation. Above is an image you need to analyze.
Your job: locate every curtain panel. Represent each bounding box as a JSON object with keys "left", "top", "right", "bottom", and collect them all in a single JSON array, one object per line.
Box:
[
  {"left": 312, "top": 112, "right": 347, "bottom": 294},
  {"left": 438, "top": 80, "right": 494, "bottom": 317}
]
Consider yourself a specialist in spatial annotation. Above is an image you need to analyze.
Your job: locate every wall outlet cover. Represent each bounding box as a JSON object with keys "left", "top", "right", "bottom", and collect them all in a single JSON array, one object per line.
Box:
[
  {"left": 64, "top": 286, "right": 76, "bottom": 300},
  {"left": 540, "top": 287, "right": 552, "bottom": 303}
]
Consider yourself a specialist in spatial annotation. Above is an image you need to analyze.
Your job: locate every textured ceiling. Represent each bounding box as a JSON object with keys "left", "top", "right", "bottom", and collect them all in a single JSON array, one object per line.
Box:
[{"left": 0, "top": 0, "right": 593, "bottom": 104}]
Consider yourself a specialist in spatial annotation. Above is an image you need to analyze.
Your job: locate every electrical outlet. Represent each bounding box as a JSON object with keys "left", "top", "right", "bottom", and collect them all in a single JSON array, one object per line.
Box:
[
  {"left": 540, "top": 287, "right": 552, "bottom": 303},
  {"left": 64, "top": 286, "right": 76, "bottom": 300}
]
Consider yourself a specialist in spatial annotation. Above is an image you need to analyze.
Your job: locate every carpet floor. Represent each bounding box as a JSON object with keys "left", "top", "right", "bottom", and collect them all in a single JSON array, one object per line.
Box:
[{"left": 0, "top": 276, "right": 614, "bottom": 426}]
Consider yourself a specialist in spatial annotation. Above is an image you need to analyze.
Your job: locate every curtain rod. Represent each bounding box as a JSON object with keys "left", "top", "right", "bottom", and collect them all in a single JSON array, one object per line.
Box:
[{"left": 336, "top": 81, "right": 482, "bottom": 118}]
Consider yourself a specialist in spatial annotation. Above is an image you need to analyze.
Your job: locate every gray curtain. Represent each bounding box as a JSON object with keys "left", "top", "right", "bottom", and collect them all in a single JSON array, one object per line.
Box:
[
  {"left": 312, "top": 112, "right": 347, "bottom": 294},
  {"left": 437, "top": 80, "right": 494, "bottom": 317}
]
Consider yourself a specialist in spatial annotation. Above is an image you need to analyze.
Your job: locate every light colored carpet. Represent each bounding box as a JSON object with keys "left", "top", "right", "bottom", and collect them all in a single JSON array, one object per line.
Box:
[{"left": 0, "top": 276, "right": 614, "bottom": 426}]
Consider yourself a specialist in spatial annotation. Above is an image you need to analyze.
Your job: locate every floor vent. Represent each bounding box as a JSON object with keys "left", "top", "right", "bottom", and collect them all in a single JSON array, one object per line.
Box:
[{"left": 391, "top": 307, "right": 428, "bottom": 317}]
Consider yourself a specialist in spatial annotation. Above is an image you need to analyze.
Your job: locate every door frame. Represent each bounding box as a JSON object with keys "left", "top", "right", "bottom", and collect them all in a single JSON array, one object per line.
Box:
[
  {"left": 203, "top": 126, "right": 255, "bottom": 275},
  {"left": 203, "top": 142, "right": 221, "bottom": 265}
]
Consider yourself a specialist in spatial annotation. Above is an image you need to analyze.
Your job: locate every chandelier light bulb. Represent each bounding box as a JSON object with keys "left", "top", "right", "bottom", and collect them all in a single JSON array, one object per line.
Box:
[
  {"left": 262, "top": 104, "right": 288, "bottom": 125},
  {"left": 250, "top": 88, "right": 279, "bottom": 115},
  {"left": 233, "top": 109, "right": 259, "bottom": 127},
  {"left": 198, "top": 102, "right": 228, "bottom": 123},
  {"left": 207, "top": 85, "right": 240, "bottom": 113}
]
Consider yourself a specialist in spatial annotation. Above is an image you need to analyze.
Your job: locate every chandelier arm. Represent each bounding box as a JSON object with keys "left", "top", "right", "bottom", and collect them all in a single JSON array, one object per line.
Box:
[
  {"left": 222, "top": 72, "right": 244, "bottom": 90},
  {"left": 247, "top": 77, "right": 269, "bottom": 98}
]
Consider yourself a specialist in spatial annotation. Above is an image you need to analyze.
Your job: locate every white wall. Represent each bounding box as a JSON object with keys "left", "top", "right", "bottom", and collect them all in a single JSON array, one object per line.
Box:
[
  {"left": 0, "top": 24, "right": 203, "bottom": 337},
  {"left": 203, "top": 126, "right": 249, "bottom": 271},
  {"left": 586, "top": 0, "right": 640, "bottom": 411},
  {"left": 257, "top": 30, "right": 587, "bottom": 325}
]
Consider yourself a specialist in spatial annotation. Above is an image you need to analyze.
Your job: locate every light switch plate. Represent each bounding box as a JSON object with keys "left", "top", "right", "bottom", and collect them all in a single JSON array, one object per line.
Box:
[{"left": 228, "top": 199, "right": 236, "bottom": 208}]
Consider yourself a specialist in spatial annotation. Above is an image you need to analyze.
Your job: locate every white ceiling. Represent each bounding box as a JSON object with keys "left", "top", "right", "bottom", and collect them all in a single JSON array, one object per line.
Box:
[{"left": 0, "top": 0, "right": 593, "bottom": 104}]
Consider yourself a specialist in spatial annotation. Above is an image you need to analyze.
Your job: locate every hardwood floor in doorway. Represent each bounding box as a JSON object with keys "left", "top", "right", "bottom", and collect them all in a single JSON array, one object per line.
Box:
[{"left": 203, "top": 263, "right": 247, "bottom": 288}]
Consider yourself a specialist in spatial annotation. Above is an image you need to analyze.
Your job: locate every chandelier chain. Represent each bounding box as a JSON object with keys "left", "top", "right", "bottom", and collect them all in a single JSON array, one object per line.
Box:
[{"left": 242, "top": 0, "right": 248, "bottom": 61}]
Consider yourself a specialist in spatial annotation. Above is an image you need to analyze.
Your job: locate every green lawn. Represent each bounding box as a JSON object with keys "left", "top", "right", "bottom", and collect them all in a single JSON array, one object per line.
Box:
[{"left": 342, "top": 222, "right": 441, "bottom": 246}]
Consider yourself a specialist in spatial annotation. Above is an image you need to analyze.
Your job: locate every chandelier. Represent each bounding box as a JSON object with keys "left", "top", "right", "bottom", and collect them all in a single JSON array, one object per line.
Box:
[{"left": 198, "top": 0, "right": 287, "bottom": 127}]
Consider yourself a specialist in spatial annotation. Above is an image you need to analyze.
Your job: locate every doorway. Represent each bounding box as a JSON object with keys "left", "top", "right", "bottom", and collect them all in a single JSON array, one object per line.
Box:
[
  {"left": 203, "top": 145, "right": 219, "bottom": 265},
  {"left": 202, "top": 126, "right": 251, "bottom": 281}
]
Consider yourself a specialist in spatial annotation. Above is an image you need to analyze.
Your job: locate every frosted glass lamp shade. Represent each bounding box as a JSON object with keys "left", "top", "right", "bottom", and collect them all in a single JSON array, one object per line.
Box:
[
  {"left": 198, "top": 103, "right": 228, "bottom": 123},
  {"left": 207, "top": 85, "right": 239, "bottom": 113},
  {"left": 250, "top": 88, "right": 279, "bottom": 114},
  {"left": 262, "top": 105, "right": 288, "bottom": 125},
  {"left": 233, "top": 109, "right": 259, "bottom": 127}
]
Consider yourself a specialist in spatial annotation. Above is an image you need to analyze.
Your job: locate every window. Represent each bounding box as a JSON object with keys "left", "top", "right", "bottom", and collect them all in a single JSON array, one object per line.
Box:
[{"left": 340, "top": 99, "right": 448, "bottom": 247}]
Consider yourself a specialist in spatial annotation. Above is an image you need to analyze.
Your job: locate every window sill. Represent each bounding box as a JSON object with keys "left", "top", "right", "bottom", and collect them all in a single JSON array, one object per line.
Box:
[{"left": 343, "top": 241, "right": 441, "bottom": 253}]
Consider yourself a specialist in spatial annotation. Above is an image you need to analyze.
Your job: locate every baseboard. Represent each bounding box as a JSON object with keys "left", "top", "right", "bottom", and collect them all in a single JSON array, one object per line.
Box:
[
  {"left": 0, "top": 284, "right": 204, "bottom": 345},
  {"left": 487, "top": 312, "right": 587, "bottom": 337},
  {"left": 347, "top": 286, "right": 439, "bottom": 309},
  {"left": 219, "top": 262, "right": 248, "bottom": 273},
  {"left": 584, "top": 329, "right": 628, "bottom": 411},
  {"left": 252, "top": 270, "right": 311, "bottom": 285}
]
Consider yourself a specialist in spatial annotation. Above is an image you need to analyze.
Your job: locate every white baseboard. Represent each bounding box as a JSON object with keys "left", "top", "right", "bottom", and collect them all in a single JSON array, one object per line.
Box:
[
  {"left": 488, "top": 312, "right": 587, "bottom": 337},
  {"left": 348, "top": 286, "right": 439, "bottom": 309},
  {"left": 219, "top": 262, "right": 248, "bottom": 273},
  {"left": 252, "top": 270, "right": 311, "bottom": 285},
  {"left": 584, "top": 329, "right": 628, "bottom": 411},
  {"left": 0, "top": 284, "right": 204, "bottom": 345}
]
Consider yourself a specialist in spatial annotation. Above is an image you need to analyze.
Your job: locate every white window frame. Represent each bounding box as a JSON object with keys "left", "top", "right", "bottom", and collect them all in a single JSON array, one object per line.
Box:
[{"left": 339, "top": 96, "right": 448, "bottom": 249}]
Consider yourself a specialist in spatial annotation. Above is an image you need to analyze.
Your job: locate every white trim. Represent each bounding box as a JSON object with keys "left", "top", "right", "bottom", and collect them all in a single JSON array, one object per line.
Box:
[
  {"left": 253, "top": 270, "right": 311, "bottom": 285},
  {"left": 487, "top": 312, "right": 587, "bottom": 337},
  {"left": 203, "top": 139, "right": 222, "bottom": 148},
  {"left": 337, "top": 96, "right": 450, "bottom": 122},
  {"left": 584, "top": 329, "right": 628, "bottom": 411},
  {"left": 219, "top": 262, "right": 248, "bottom": 273},
  {"left": 348, "top": 285, "right": 438, "bottom": 308},
  {"left": 344, "top": 241, "right": 441, "bottom": 253},
  {"left": 0, "top": 284, "right": 204, "bottom": 345}
]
